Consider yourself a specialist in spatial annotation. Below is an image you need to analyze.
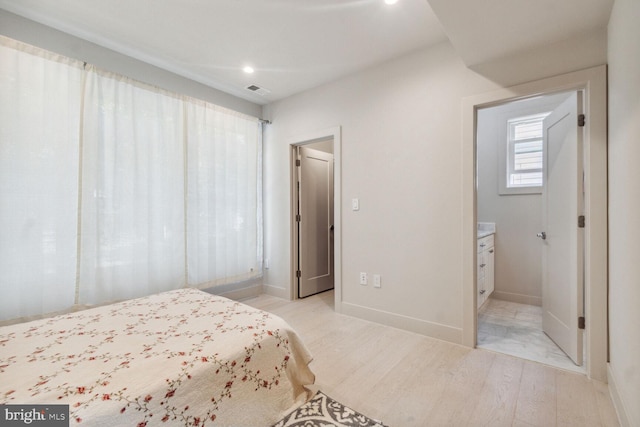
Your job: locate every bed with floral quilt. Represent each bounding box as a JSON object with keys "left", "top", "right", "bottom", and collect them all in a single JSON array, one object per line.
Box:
[{"left": 0, "top": 288, "right": 315, "bottom": 426}]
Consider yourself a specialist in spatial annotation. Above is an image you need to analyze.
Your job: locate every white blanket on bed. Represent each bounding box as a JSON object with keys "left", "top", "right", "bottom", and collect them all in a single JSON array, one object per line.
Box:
[{"left": 0, "top": 289, "right": 315, "bottom": 426}]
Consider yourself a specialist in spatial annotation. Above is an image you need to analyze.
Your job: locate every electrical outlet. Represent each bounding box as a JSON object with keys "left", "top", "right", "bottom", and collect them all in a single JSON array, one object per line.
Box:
[
  {"left": 373, "top": 274, "right": 381, "bottom": 288},
  {"left": 359, "top": 272, "right": 367, "bottom": 285}
]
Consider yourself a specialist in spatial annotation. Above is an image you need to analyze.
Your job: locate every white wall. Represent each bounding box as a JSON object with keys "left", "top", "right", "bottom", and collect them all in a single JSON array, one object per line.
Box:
[
  {"left": 263, "top": 43, "right": 495, "bottom": 341},
  {"left": 0, "top": 10, "right": 261, "bottom": 118},
  {"left": 262, "top": 38, "right": 607, "bottom": 343},
  {"left": 607, "top": 0, "right": 640, "bottom": 425},
  {"left": 477, "top": 94, "right": 567, "bottom": 305}
]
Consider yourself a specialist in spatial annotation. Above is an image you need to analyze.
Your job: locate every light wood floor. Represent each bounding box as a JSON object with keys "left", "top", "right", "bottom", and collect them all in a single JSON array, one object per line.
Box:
[{"left": 244, "top": 290, "right": 619, "bottom": 427}]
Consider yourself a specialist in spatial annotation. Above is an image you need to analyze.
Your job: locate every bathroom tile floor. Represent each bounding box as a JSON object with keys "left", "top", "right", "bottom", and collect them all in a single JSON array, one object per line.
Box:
[{"left": 477, "top": 298, "right": 586, "bottom": 374}]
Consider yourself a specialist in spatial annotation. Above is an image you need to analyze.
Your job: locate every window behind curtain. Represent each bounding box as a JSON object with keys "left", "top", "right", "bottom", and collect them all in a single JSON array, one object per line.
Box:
[
  {"left": 78, "top": 68, "right": 186, "bottom": 304},
  {"left": 0, "top": 36, "right": 263, "bottom": 321},
  {"left": 186, "top": 101, "right": 262, "bottom": 288},
  {"left": 0, "top": 38, "right": 83, "bottom": 320}
]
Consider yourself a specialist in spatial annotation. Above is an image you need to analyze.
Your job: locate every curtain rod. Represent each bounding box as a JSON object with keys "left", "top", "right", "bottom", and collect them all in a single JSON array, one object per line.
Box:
[{"left": 259, "top": 119, "right": 272, "bottom": 125}]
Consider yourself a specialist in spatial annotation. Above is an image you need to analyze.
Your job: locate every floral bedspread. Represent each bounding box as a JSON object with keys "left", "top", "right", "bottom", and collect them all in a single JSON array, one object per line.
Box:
[{"left": 0, "top": 289, "right": 315, "bottom": 426}]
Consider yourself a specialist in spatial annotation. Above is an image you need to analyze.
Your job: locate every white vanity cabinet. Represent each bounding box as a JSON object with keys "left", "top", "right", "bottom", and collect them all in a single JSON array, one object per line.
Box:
[{"left": 477, "top": 234, "right": 495, "bottom": 308}]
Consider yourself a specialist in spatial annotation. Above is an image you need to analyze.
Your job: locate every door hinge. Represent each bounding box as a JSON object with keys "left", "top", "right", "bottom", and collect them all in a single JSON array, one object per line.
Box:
[
  {"left": 578, "top": 114, "right": 586, "bottom": 127},
  {"left": 296, "top": 270, "right": 301, "bottom": 278},
  {"left": 578, "top": 316, "right": 585, "bottom": 329},
  {"left": 296, "top": 159, "right": 301, "bottom": 167},
  {"left": 296, "top": 214, "right": 301, "bottom": 222},
  {"left": 578, "top": 215, "right": 585, "bottom": 228}
]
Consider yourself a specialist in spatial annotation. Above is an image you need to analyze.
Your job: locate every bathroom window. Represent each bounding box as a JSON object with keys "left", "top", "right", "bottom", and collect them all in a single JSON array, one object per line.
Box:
[{"left": 501, "top": 112, "right": 550, "bottom": 194}]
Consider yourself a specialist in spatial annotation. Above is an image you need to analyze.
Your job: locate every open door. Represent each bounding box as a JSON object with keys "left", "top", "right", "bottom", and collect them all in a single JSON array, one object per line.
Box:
[
  {"left": 297, "top": 146, "right": 334, "bottom": 298},
  {"left": 540, "top": 92, "right": 584, "bottom": 365}
]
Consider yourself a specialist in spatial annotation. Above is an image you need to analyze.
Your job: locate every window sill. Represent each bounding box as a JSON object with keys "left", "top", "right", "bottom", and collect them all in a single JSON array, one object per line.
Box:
[{"left": 499, "top": 186, "right": 542, "bottom": 196}]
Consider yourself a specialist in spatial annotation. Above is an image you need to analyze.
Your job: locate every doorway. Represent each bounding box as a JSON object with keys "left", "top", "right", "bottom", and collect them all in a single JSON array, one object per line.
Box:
[
  {"left": 462, "top": 65, "right": 608, "bottom": 382},
  {"left": 288, "top": 126, "right": 342, "bottom": 306},
  {"left": 295, "top": 141, "right": 334, "bottom": 298},
  {"left": 475, "top": 92, "right": 586, "bottom": 373}
]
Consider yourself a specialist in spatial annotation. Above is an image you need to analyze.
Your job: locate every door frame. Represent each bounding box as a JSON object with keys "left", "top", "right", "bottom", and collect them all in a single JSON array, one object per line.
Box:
[
  {"left": 289, "top": 127, "right": 342, "bottom": 310},
  {"left": 462, "top": 66, "right": 607, "bottom": 381}
]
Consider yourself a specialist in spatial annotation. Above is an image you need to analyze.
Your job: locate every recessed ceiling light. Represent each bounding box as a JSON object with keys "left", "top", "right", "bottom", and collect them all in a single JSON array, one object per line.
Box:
[
  {"left": 384, "top": 0, "right": 398, "bottom": 4},
  {"left": 243, "top": 66, "right": 255, "bottom": 74}
]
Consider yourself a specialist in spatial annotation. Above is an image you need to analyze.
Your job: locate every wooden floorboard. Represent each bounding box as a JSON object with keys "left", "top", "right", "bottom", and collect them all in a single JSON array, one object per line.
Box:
[
  {"left": 469, "top": 354, "right": 524, "bottom": 426},
  {"left": 243, "top": 291, "right": 619, "bottom": 427},
  {"left": 514, "top": 362, "right": 558, "bottom": 426}
]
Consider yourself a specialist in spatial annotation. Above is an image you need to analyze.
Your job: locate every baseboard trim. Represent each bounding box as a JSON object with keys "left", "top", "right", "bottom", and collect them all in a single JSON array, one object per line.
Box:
[
  {"left": 341, "top": 302, "right": 462, "bottom": 344},
  {"left": 262, "top": 283, "right": 290, "bottom": 300},
  {"left": 607, "top": 363, "right": 633, "bottom": 427},
  {"left": 216, "top": 283, "right": 263, "bottom": 301},
  {"left": 491, "top": 291, "right": 542, "bottom": 306}
]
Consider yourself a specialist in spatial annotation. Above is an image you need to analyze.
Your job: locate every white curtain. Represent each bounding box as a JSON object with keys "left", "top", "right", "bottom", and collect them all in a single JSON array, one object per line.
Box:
[
  {"left": 79, "top": 68, "right": 186, "bottom": 304},
  {"left": 0, "top": 37, "right": 263, "bottom": 322},
  {"left": 186, "top": 101, "right": 262, "bottom": 287},
  {"left": 0, "top": 38, "right": 83, "bottom": 320}
]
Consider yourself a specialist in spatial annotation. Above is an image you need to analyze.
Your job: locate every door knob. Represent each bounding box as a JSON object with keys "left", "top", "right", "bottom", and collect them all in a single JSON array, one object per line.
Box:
[{"left": 536, "top": 231, "right": 547, "bottom": 240}]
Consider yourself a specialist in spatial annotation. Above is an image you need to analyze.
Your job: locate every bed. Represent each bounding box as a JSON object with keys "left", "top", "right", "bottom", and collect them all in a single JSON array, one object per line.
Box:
[{"left": 0, "top": 289, "right": 315, "bottom": 426}]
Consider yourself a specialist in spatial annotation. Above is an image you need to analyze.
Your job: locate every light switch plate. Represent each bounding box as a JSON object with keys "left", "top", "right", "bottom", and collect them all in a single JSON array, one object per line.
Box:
[
  {"left": 373, "top": 274, "right": 381, "bottom": 288},
  {"left": 352, "top": 198, "right": 360, "bottom": 211}
]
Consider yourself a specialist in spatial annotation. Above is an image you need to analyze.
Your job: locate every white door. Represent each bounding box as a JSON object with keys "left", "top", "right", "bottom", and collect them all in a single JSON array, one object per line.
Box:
[
  {"left": 297, "top": 146, "right": 334, "bottom": 298},
  {"left": 541, "top": 92, "right": 584, "bottom": 365}
]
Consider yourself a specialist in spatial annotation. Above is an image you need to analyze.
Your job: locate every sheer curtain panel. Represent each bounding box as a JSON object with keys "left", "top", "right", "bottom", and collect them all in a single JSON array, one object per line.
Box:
[
  {"left": 79, "top": 69, "right": 186, "bottom": 304},
  {"left": 186, "top": 102, "right": 262, "bottom": 288},
  {"left": 0, "top": 38, "right": 83, "bottom": 321},
  {"left": 0, "top": 36, "right": 263, "bottom": 322}
]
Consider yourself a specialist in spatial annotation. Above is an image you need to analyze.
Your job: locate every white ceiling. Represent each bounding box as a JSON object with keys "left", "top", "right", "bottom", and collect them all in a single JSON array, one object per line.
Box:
[
  {"left": 0, "top": 0, "right": 447, "bottom": 105},
  {"left": 0, "top": 0, "right": 614, "bottom": 105}
]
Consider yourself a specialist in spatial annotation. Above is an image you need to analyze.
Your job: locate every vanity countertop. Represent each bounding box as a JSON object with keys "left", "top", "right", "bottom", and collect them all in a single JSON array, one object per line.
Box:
[{"left": 478, "top": 222, "right": 496, "bottom": 239}]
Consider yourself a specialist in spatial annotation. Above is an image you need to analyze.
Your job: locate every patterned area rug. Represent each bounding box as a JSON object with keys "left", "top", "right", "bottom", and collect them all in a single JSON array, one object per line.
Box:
[{"left": 273, "top": 391, "right": 389, "bottom": 427}]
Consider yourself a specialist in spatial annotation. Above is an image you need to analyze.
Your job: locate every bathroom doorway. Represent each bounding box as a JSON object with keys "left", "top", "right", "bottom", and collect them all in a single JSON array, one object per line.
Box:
[
  {"left": 462, "top": 66, "right": 608, "bottom": 381},
  {"left": 475, "top": 91, "right": 585, "bottom": 373}
]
